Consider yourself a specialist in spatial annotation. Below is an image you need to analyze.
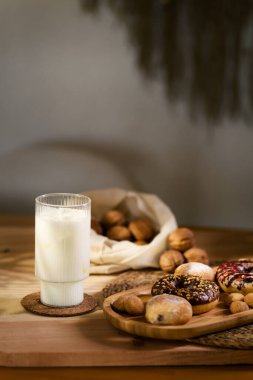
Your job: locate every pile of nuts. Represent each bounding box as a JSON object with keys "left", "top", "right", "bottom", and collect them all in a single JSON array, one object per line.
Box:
[
  {"left": 159, "top": 227, "right": 210, "bottom": 272},
  {"left": 91, "top": 209, "right": 156, "bottom": 245}
]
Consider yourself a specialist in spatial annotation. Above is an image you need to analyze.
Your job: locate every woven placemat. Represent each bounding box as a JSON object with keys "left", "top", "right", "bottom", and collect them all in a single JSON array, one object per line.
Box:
[
  {"left": 102, "top": 270, "right": 165, "bottom": 298},
  {"left": 21, "top": 292, "right": 98, "bottom": 317},
  {"left": 188, "top": 324, "right": 253, "bottom": 349}
]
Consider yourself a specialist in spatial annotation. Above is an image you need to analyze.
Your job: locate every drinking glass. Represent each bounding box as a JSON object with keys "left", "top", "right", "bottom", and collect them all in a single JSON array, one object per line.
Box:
[{"left": 35, "top": 193, "right": 91, "bottom": 307}]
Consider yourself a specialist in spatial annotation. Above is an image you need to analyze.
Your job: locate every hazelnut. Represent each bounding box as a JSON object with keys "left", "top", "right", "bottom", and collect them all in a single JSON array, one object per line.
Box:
[
  {"left": 91, "top": 218, "right": 103, "bottom": 235},
  {"left": 230, "top": 301, "right": 249, "bottom": 314},
  {"left": 124, "top": 295, "right": 145, "bottom": 316},
  {"left": 107, "top": 225, "right": 131, "bottom": 241},
  {"left": 168, "top": 228, "right": 195, "bottom": 252},
  {"left": 102, "top": 210, "right": 126, "bottom": 228},
  {"left": 129, "top": 219, "right": 154, "bottom": 242},
  {"left": 244, "top": 293, "right": 253, "bottom": 307},
  {"left": 184, "top": 247, "right": 210, "bottom": 265},
  {"left": 223, "top": 293, "right": 244, "bottom": 306},
  {"left": 159, "top": 250, "right": 184, "bottom": 273}
]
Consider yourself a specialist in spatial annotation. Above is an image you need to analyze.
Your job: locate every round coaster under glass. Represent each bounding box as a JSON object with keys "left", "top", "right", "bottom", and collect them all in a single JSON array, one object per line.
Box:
[{"left": 21, "top": 292, "right": 98, "bottom": 317}]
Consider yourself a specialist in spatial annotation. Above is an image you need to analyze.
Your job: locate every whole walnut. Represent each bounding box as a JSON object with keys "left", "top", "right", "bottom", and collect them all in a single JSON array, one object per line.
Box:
[
  {"left": 107, "top": 225, "right": 131, "bottom": 241},
  {"left": 184, "top": 247, "right": 210, "bottom": 265},
  {"left": 159, "top": 250, "right": 184, "bottom": 273},
  {"left": 168, "top": 228, "right": 195, "bottom": 252},
  {"left": 129, "top": 219, "right": 154, "bottom": 242},
  {"left": 102, "top": 210, "right": 126, "bottom": 228}
]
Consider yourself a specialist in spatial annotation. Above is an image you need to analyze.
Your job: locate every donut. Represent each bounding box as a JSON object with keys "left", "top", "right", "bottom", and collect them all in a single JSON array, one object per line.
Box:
[
  {"left": 174, "top": 262, "right": 215, "bottom": 282},
  {"left": 151, "top": 274, "right": 219, "bottom": 315},
  {"left": 145, "top": 294, "right": 192, "bottom": 325},
  {"left": 216, "top": 260, "right": 253, "bottom": 294}
]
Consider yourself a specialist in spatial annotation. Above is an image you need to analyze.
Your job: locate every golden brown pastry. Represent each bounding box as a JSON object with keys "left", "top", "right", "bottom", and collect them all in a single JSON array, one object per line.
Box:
[
  {"left": 168, "top": 228, "right": 195, "bottom": 252},
  {"left": 107, "top": 225, "right": 131, "bottom": 241},
  {"left": 174, "top": 262, "right": 215, "bottom": 282},
  {"left": 112, "top": 294, "right": 145, "bottom": 316},
  {"left": 184, "top": 247, "right": 210, "bottom": 265},
  {"left": 145, "top": 294, "right": 192, "bottom": 325},
  {"left": 222, "top": 293, "right": 244, "bottom": 306},
  {"left": 159, "top": 250, "right": 184, "bottom": 273},
  {"left": 129, "top": 219, "right": 154, "bottom": 242},
  {"left": 244, "top": 293, "right": 253, "bottom": 307},
  {"left": 230, "top": 300, "right": 249, "bottom": 314},
  {"left": 124, "top": 295, "right": 145, "bottom": 315}
]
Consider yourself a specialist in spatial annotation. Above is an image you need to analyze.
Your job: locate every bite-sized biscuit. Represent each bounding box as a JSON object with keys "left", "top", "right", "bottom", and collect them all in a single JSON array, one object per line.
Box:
[
  {"left": 145, "top": 294, "right": 192, "bottom": 325},
  {"left": 230, "top": 300, "right": 249, "bottom": 314},
  {"left": 174, "top": 262, "right": 215, "bottom": 281},
  {"left": 223, "top": 293, "right": 244, "bottom": 306},
  {"left": 112, "top": 294, "right": 145, "bottom": 316},
  {"left": 168, "top": 228, "right": 195, "bottom": 252},
  {"left": 184, "top": 247, "right": 210, "bottom": 265},
  {"left": 244, "top": 293, "right": 253, "bottom": 307},
  {"left": 124, "top": 295, "right": 145, "bottom": 316}
]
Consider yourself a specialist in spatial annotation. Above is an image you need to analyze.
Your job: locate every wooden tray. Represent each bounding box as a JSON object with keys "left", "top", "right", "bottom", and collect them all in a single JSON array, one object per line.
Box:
[{"left": 103, "top": 286, "right": 253, "bottom": 340}]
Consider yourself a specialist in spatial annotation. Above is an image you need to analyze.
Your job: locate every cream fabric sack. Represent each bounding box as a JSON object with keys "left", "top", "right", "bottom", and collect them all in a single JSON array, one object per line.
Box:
[{"left": 84, "top": 188, "right": 177, "bottom": 274}]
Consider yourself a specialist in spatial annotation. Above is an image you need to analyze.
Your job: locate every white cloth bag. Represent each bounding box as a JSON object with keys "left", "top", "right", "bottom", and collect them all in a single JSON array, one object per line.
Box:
[{"left": 84, "top": 188, "right": 177, "bottom": 274}]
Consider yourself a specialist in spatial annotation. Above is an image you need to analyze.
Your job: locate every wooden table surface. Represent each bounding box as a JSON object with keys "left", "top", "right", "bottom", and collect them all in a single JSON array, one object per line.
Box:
[{"left": 1, "top": 215, "right": 253, "bottom": 380}]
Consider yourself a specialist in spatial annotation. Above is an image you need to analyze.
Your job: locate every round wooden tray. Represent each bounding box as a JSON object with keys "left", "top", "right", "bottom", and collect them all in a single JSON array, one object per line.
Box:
[{"left": 103, "top": 286, "right": 253, "bottom": 340}]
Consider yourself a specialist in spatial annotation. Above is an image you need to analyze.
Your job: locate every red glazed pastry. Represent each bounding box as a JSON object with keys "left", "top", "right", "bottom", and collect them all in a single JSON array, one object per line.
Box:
[{"left": 216, "top": 260, "right": 253, "bottom": 295}]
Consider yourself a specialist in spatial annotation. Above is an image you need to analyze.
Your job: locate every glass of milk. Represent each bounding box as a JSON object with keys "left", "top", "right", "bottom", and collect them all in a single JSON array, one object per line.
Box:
[{"left": 35, "top": 193, "right": 91, "bottom": 307}]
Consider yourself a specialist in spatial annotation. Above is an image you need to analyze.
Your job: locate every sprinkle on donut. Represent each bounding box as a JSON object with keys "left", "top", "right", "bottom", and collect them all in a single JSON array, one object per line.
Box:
[{"left": 151, "top": 274, "right": 219, "bottom": 314}]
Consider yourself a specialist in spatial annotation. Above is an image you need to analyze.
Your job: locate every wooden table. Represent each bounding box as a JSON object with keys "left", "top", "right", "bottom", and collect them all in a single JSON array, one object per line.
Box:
[{"left": 1, "top": 215, "right": 253, "bottom": 380}]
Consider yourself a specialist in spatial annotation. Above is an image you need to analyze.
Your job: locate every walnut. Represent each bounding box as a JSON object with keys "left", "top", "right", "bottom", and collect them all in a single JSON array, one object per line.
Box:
[
  {"left": 91, "top": 218, "right": 103, "bottom": 235},
  {"left": 183, "top": 247, "right": 210, "bottom": 265},
  {"left": 159, "top": 250, "right": 184, "bottom": 273},
  {"left": 102, "top": 210, "right": 126, "bottom": 228},
  {"left": 244, "top": 293, "right": 253, "bottom": 307},
  {"left": 230, "top": 300, "right": 249, "bottom": 314},
  {"left": 168, "top": 228, "right": 195, "bottom": 252},
  {"left": 129, "top": 219, "right": 154, "bottom": 242},
  {"left": 107, "top": 225, "right": 131, "bottom": 241}
]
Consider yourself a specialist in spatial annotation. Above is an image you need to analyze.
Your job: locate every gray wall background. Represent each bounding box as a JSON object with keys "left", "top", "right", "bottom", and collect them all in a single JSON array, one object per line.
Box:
[{"left": 0, "top": 0, "right": 253, "bottom": 229}]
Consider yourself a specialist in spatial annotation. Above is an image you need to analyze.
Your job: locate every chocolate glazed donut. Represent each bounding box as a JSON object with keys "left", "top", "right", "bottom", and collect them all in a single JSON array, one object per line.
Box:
[
  {"left": 151, "top": 274, "right": 220, "bottom": 315},
  {"left": 216, "top": 260, "right": 253, "bottom": 294}
]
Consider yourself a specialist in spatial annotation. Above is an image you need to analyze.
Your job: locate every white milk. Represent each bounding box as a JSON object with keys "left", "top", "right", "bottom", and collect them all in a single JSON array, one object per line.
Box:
[{"left": 35, "top": 207, "right": 90, "bottom": 306}]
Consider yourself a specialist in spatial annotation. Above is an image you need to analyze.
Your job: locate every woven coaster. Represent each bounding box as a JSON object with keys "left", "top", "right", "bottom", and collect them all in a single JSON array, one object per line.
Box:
[{"left": 21, "top": 292, "right": 98, "bottom": 317}]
